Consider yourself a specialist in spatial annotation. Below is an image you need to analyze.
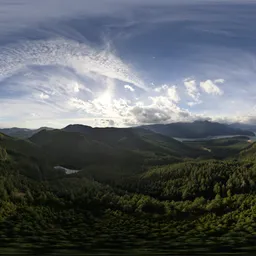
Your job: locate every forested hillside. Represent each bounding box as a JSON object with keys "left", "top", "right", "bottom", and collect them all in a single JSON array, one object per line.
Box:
[
  {"left": 1, "top": 128, "right": 256, "bottom": 254},
  {"left": 29, "top": 127, "right": 207, "bottom": 170}
]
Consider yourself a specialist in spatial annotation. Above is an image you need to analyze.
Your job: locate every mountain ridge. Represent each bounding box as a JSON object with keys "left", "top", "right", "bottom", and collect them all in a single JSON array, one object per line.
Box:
[
  {"left": 0, "top": 127, "right": 53, "bottom": 139},
  {"left": 0, "top": 120, "right": 255, "bottom": 139},
  {"left": 139, "top": 120, "right": 255, "bottom": 138}
]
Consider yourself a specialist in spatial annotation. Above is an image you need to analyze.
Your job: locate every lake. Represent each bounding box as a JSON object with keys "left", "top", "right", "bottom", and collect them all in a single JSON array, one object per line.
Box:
[
  {"left": 174, "top": 134, "right": 256, "bottom": 142},
  {"left": 54, "top": 166, "right": 80, "bottom": 174}
]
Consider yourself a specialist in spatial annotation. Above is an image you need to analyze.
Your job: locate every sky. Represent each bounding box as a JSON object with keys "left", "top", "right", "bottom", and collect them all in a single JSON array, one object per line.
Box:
[{"left": 0, "top": 0, "right": 256, "bottom": 128}]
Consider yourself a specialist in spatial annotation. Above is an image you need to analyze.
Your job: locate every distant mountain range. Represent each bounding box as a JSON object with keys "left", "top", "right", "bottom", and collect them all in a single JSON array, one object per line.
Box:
[
  {"left": 0, "top": 127, "right": 53, "bottom": 139},
  {"left": 229, "top": 122, "right": 256, "bottom": 132},
  {"left": 140, "top": 121, "right": 255, "bottom": 138},
  {"left": 0, "top": 121, "right": 255, "bottom": 185},
  {"left": 0, "top": 120, "right": 255, "bottom": 139}
]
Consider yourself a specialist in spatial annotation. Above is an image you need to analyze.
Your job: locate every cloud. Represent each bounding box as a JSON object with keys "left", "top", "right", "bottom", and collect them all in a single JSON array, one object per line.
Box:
[
  {"left": 184, "top": 79, "right": 199, "bottom": 99},
  {"left": 128, "top": 95, "right": 189, "bottom": 125},
  {"left": 124, "top": 84, "right": 135, "bottom": 92},
  {"left": 214, "top": 79, "right": 225, "bottom": 84},
  {"left": 0, "top": 36, "right": 147, "bottom": 128},
  {"left": 200, "top": 79, "right": 223, "bottom": 95},
  {"left": 167, "top": 86, "right": 180, "bottom": 103},
  {"left": 73, "top": 82, "right": 80, "bottom": 93},
  {"left": 0, "top": 38, "right": 146, "bottom": 90},
  {"left": 188, "top": 101, "right": 199, "bottom": 107},
  {"left": 94, "top": 119, "right": 115, "bottom": 127},
  {"left": 68, "top": 86, "right": 189, "bottom": 126},
  {"left": 154, "top": 84, "right": 168, "bottom": 92},
  {"left": 39, "top": 93, "right": 50, "bottom": 99},
  {"left": 1, "top": 0, "right": 256, "bottom": 128},
  {"left": 154, "top": 84, "right": 180, "bottom": 103}
]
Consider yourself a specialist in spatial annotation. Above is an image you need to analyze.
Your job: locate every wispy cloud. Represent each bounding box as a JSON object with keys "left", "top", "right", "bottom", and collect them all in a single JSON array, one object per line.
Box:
[
  {"left": 0, "top": 38, "right": 146, "bottom": 89},
  {"left": 184, "top": 78, "right": 201, "bottom": 105}
]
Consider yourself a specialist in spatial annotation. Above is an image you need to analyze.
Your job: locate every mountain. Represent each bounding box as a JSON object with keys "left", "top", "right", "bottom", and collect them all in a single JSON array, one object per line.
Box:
[
  {"left": 2, "top": 121, "right": 254, "bottom": 140},
  {"left": 63, "top": 124, "right": 93, "bottom": 134},
  {"left": 3, "top": 126, "right": 256, "bottom": 253},
  {"left": 63, "top": 124, "right": 204, "bottom": 157},
  {"left": 0, "top": 132, "right": 55, "bottom": 180},
  {"left": 30, "top": 129, "right": 121, "bottom": 169},
  {"left": 3, "top": 132, "right": 256, "bottom": 254},
  {"left": 0, "top": 127, "right": 53, "bottom": 139},
  {"left": 229, "top": 122, "right": 256, "bottom": 132},
  {"left": 0, "top": 132, "right": 42, "bottom": 159},
  {"left": 140, "top": 120, "right": 255, "bottom": 138},
  {"left": 30, "top": 126, "right": 206, "bottom": 170}
]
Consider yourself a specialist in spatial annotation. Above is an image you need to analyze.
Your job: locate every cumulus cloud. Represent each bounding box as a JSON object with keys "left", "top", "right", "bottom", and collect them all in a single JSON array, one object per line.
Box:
[
  {"left": 68, "top": 95, "right": 132, "bottom": 122},
  {"left": 154, "top": 84, "right": 168, "bottom": 92},
  {"left": 200, "top": 79, "right": 224, "bottom": 95},
  {"left": 167, "top": 86, "right": 180, "bottom": 103},
  {"left": 68, "top": 86, "right": 190, "bottom": 126},
  {"left": 154, "top": 84, "right": 180, "bottom": 103},
  {"left": 128, "top": 94, "right": 190, "bottom": 125}
]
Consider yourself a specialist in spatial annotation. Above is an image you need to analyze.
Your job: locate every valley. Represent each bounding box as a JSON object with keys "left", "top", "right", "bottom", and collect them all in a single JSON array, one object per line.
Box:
[{"left": 1, "top": 123, "right": 256, "bottom": 254}]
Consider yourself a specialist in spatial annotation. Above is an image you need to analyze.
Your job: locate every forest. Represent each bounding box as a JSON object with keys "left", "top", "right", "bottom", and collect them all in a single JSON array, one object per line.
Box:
[{"left": 0, "top": 126, "right": 256, "bottom": 254}]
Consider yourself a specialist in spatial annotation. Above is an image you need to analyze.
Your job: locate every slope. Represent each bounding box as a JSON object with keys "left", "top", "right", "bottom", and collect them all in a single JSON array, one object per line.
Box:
[
  {"left": 239, "top": 142, "right": 256, "bottom": 160},
  {"left": 184, "top": 136, "right": 252, "bottom": 159},
  {"left": 29, "top": 126, "right": 208, "bottom": 176},
  {"left": 29, "top": 129, "right": 121, "bottom": 169},
  {"left": 0, "top": 132, "right": 54, "bottom": 180}
]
